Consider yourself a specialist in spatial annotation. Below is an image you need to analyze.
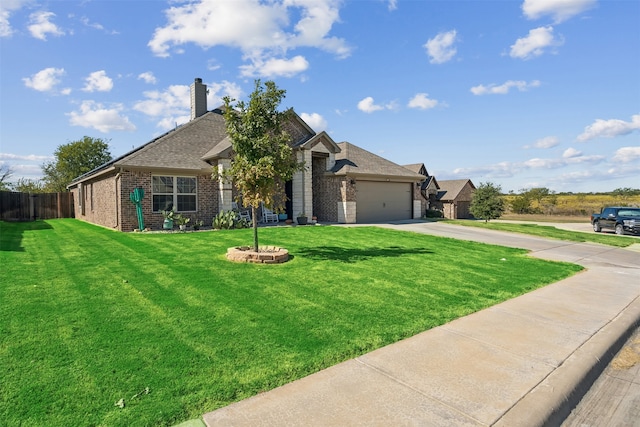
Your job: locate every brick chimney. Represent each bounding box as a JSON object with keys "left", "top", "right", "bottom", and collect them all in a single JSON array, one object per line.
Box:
[{"left": 190, "top": 77, "right": 207, "bottom": 120}]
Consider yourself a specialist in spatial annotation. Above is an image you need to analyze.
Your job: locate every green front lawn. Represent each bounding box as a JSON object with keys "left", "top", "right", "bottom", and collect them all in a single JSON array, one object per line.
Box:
[{"left": 0, "top": 220, "right": 582, "bottom": 427}]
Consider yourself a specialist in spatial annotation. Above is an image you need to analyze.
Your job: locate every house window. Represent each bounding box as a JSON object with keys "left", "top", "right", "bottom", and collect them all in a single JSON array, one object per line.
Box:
[{"left": 152, "top": 176, "right": 197, "bottom": 212}]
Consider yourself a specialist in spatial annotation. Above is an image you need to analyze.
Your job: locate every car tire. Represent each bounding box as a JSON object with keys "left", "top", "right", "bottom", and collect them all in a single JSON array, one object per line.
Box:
[
  {"left": 593, "top": 221, "right": 601, "bottom": 232},
  {"left": 615, "top": 224, "right": 624, "bottom": 235}
]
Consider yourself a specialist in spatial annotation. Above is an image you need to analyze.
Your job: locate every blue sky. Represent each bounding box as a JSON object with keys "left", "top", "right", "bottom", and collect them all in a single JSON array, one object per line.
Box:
[{"left": 1, "top": 0, "right": 638, "bottom": 193}]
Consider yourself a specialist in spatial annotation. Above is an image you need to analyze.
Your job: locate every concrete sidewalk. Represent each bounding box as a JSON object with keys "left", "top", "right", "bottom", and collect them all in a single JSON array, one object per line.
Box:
[{"left": 203, "top": 222, "right": 640, "bottom": 426}]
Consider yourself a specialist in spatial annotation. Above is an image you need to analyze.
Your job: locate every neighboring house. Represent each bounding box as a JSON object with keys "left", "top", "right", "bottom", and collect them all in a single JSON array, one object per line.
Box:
[
  {"left": 67, "top": 78, "right": 425, "bottom": 231},
  {"left": 433, "top": 179, "right": 476, "bottom": 219},
  {"left": 404, "top": 163, "right": 439, "bottom": 217}
]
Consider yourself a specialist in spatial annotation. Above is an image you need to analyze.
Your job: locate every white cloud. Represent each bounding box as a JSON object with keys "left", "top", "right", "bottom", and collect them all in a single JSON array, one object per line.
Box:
[
  {"left": 407, "top": 93, "right": 439, "bottom": 110},
  {"left": 357, "top": 97, "right": 384, "bottom": 113},
  {"left": 207, "top": 59, "right": 221, "bottom": 71},
  {"left": 80, "top": 16, "right": 103, "bottom": 31},
  {"left": 510, "top": 26, "right": 562, "bottom": 60},
  {"left": 0, "top": 152, "right": 51, "bottom": 161},
  {"left": 470, "top": 80, "right": 540, "bottom": 95},
  {"left": 452, "top": 152, "right": 604, "bottom": 178},
  {"left": 67, "top": 101, "right": 136, "bottom": 133},
  {"left": 138, "top": 72, "right": 157, "bottom": 84},
  {"left": 239, "top": 55, "right": 309, "bottom": 78},
  {"left": 523, "top": 157, "right": 561, "bottom": 169},
  {"left": 148, "top": 0, "right": 349, "bottom": 77},
  {"left": 612, "top": 146, "right": 640, "bottom": 163},
  {"left": 577, "top": 114, "right": 640, "bottom": 142},
  {"left": 0, "top": 0, "right": 31, "bottom": 37},
  {"left": 0, "top": 10, "right": 11, "bottom": 37},
  {"left": 388, "top": 0, "right": 398, "bottom": 11},
  {"left": 133, "top": 80, "right": 241, "bottom": 129},
  {"left": 385, "top": 100, "right": 400, "bottom": 111},
  {"left": 208, "top": 80, "right": 243, "bottom": 107},
  {"left": 522, "top": 0, "right": 596, "bottom": 23},
  {"left": 562, "top": 147, "right": 581, "bottom": 158},
  {"left": 133, "top": 85, "right": 190, "bottom": 119},
  {"left": 22, "top": 67, "right": 68, "bottom": 93},
  {"left": 300, "top": 112, "right": 328, "bottom": 132},
  {"left": 532, "top": 136, "right": 559, "bottom": 148},
  {"left": 82, "top": 70, "right": 113, "bottom": 92},
  {"left": 424, "top": 30, "right": 458, "bottom": 64},
  {"left": 28, "top": 11, "right": 64, "bottom": 40}
]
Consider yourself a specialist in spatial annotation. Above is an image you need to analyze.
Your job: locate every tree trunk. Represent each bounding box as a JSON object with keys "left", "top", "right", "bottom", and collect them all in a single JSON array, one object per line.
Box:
[{"left": 252, "top": 205, "right": 259, "bottom": 252}]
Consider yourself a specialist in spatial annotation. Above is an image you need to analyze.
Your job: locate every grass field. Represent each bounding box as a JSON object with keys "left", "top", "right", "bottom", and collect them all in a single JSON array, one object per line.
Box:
[
  {"left": 1, "top": 219, "right": 582, "bottom": 426},
  {"left": 502, "top": 193, "right": 640, "bottom": 217}
]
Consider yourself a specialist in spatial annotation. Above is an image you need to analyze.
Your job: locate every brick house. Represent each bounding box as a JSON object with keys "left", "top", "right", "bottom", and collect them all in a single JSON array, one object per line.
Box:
[
  {"left": 433, "top": 179, "right": 477, "bottom": 219},
  {"left": 67, "top": 78, "right": 425, "bottom": 231},
  {"left": 404, "top": 163, "right": 440, "bottom": 217},
  {"left": 404, "top": 164, "right": 476, "bottom": 219}
]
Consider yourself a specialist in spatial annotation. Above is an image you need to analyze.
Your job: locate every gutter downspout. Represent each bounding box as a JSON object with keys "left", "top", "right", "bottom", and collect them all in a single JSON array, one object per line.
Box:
[
  {"left": 301, "top": 149, "right": 306, "bottom": 216},
  {"left": 115, "top": 169, "right": 122, "bottom": 230}
]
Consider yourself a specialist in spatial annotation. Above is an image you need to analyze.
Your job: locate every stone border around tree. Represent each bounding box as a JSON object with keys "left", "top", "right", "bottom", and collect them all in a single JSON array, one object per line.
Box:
[{"left": 226, "top": 246, "right": 289, "bottom": 264}]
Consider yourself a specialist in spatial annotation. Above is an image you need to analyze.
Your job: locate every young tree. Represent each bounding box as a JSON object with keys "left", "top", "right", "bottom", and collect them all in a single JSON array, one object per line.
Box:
[
  {"left": 221, "top": 80, "right": 305, "bottom": 251},
  {"left": 509, "top": 192, "right": 533, "bottom": 214},
  {"left": 0, "top": 165, "right": 13, "bottom": 190},
  {"left": 42, "top": 136, "right": 112, "bottom": 192},
  {"left": 470, "top": 182, "right": 505, "bottom": 222}
]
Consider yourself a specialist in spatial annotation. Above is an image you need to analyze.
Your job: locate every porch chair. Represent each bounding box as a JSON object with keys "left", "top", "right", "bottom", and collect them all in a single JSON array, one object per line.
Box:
[
  {"left": 261, "top": 203, "right": 279, "bottom": 223},
  {"left": 232, "top": 202, "right": 252, "bottom": 222}
]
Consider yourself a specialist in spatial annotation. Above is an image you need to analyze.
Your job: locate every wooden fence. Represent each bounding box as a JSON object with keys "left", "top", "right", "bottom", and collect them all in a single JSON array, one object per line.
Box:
[{"left": 0, "top": 191, "right": 74, "bottom": 221}]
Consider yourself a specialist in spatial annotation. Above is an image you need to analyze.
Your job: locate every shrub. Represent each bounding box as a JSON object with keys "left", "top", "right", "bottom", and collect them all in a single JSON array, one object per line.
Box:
[
  {"left": 213, "top": 210, "right": 250, "bottom": 230},
  {"left": 425, "top": 209, "right": 443, "bottom": 218}
]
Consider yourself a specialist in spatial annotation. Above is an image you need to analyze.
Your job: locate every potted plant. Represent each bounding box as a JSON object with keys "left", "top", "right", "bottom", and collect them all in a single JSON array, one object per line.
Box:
[
  {"left": 278, "top": 212, "right": 288, "bottom": 221},
  {"left": 161, "top": 209, "right": 175, "bottom": 230},
  {"left": 296, "top": 212, "right": 307, "bottom": 225},
  {"left": 174, "top": 214, "right": 191, "bottom": 231},
  {"left": 192, "top": 219, "right": 204, "bottom": 231}
]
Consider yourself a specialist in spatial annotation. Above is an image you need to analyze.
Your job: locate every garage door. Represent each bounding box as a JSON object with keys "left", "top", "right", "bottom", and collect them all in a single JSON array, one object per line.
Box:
[{"left": 356, "top": 181, "right": 412, "bottom": 223}]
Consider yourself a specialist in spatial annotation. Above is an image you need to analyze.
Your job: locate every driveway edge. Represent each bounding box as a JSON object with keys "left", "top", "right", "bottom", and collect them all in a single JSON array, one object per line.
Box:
[{"left": 494, "top": 295, "right": 640, "bottom": 427}]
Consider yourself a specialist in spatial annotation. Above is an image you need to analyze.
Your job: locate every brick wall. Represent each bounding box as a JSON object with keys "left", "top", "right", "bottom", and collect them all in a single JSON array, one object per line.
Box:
[
  {"left": 71, "top": 171, "right": 120, "bottom": 230},
  {"left": 339, "top": 177, "right": 356, "bottom": 223},
  {"left": 72, "top": 169, "right": 219, "bottom": 231},
  {"left": 312, "top": 156, "right": 342, "bottom": 222}
]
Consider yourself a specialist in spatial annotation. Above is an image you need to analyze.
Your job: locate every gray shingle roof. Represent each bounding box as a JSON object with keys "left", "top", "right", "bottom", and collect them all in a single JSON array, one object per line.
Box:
[
  {"left": 403, "top": 163, "right": 425, "bottom": 175},
  {"left": 69, "top": 111, "right": 228, "bottom": 186},
  {"left": 331, "top": 142, "right": 425, "bottom": 181},
  {"left": 436, "top": 179, "right": 474, "bottom": 201},
  {"left": 117, "top": 111, "right": 227, "bottom": 171}
]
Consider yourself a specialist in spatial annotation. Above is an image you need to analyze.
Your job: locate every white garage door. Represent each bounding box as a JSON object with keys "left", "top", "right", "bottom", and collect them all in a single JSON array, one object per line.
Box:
[{"left": 356, "top": 181, "right": 412, "bottom": 223}]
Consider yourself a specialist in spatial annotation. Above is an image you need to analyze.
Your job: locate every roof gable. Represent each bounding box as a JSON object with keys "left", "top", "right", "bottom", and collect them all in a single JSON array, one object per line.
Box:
[
  {"left": 436, "top": 179, "right": 475, "bottom": 201},
  {"left": 299, "top": 131, "right": 341, "bottom": 153},
  {"left": 403, "top": 163, "right": 428, "bottom": 176},
  {"left": 286, "top": 111, "right": 316, "bottom": 146}
]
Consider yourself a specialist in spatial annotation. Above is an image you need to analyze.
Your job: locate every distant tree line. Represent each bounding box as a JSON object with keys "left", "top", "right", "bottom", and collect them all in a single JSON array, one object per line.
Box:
[
  {"left": 465, "top": 183, "right": 640, "bottom": 222},
  {"left": 1, "top": 137, "right": 112, "bottom": 193}
]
